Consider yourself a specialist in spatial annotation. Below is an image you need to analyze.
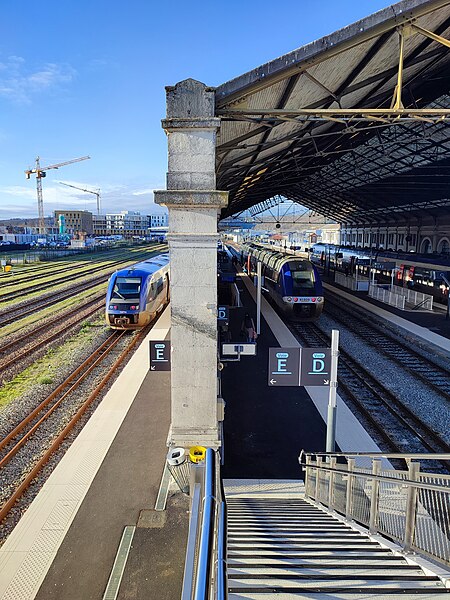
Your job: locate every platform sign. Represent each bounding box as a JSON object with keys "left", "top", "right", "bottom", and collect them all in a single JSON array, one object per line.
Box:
[
  {"left": 268, "top": 348, "right": 300, "bottom": 386},
  {"left": 150, "top": 340, "right": 171, "bottom": 371},
  {"left": 222, "top": 343, "right": 256, "bottom": 356},
  {"left": 217, "top": 306, "right": 229, "bottom": 325},
  {"left": 299, "top": 348, "right": 331, "bottom": 386},
  {"left": 372, "top": 261, "right": 396, "bottom": 270}
]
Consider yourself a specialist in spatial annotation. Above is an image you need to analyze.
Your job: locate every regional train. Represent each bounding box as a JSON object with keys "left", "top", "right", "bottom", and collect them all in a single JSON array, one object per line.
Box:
[
  {"left": 106, "top": 254, "right": 170, "bottom": 329},
  {"left": 239, "top": 242, "right": 324, "bottom": 320},
  {"left": 311, "top": 243, "right": 450, "bottom": 307}
]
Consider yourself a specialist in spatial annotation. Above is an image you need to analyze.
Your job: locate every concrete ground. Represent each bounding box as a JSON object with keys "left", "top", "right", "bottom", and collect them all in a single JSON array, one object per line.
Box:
[
  {"left": 35, "top": 366, "right": 189, "bottom": 600},
  {"left": 221, "top": 277, "right": 329, "bottom": 481}
]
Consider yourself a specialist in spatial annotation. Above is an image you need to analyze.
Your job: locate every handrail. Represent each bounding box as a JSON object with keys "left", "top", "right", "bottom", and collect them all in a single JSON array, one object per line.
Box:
[
  {"left": 194, "top": 448, "right": 215, "bottom": 600},
  {"left": 299, "top": 451, "right": 450, "bottom": 567},
  {"left": 216, "top": 502, "right": 227, "bottom": 600}
]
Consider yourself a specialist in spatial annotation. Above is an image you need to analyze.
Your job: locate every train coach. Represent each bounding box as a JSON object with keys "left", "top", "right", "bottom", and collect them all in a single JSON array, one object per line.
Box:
[
  {"left": 240, "top": 242, "right": 324, "bottom": 320},
  {"left": 106, "top": 254, "right": 169, "bottom": 329},
  {"left": 311, "top": 243, "right": 450, "bottom": 307}
]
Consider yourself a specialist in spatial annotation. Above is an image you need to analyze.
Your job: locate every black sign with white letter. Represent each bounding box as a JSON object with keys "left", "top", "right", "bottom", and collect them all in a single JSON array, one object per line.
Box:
[
  {"left": 299, "top": 348, "right": 331, "bottom": 386},
  {"left": 150, "top": 340, "right": 171, "bottom": 371},
  {"left": 268, "top": 348, "right": 300, "bottom": 386}
]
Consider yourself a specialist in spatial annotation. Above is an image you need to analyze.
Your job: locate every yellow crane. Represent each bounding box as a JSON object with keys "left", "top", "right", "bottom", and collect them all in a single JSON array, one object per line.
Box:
[
  {"left": 25, "top": 156, "right": 90, "bottom": 235},
  {"left": 59, "top": 181, "right": 101, "bottom": 215}
]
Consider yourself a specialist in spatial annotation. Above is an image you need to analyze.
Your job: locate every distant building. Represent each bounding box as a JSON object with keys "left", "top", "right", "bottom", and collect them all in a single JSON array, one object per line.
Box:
[
  {"left": 92, "top": 210, "right": 168, "bottom": 238},
  {"left": 54, "top": 210, "right": 93, "bottom": 235},
  {"left": 150, "top": 213, "right": 168, "bottom": 228}
]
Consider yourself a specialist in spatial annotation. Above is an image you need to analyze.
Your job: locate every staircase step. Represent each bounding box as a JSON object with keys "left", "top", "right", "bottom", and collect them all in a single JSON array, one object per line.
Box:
[
  {"left": 228, "top": 547, "right": 395, "bottom": 561},
  {"left": 228, "top": 594, "right": 450, "bottom": 599},
  {"left": 228, "top": 557, "right": 411, "bottom": 567},
  {"left": 227, "top": 577, "right": 445, "bottom": 591},
  {"left": 228, "top": 566, "right": 424, "bottom": 577},
  {"left": 228, "top": 539, "right": 378, "bottom": 546},
  {"left": 227, "top": 515, "right": 337, "bottom": 521},
  {"left": 228, "top": 544, "right": 385, "bottom": 552},
  {"left": 228, "top": 529, "right": 366, "bottom": 541},
  {"left": 227, "top": 522, "right": 344, "bottom": 528}
]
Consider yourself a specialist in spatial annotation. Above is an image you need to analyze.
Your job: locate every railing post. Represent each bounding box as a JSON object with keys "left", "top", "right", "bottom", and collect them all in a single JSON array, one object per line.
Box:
[
  {"left": 315, "top": 456, "right": 322, "bottom": 504},
  {"left": 304, "top": 454, "right": 311, "bottom": 498},
  {"left": 369, "top": 458, "right": 381, "bottom": 534},
  {"left": 328, "top": 457, "right": 336, "bottom": 510},
  {"left": 404, "top": 461, "right": 420, "bottom": 553},
  {"left": 345, "top": 458, "right": 355, "bottom": 521}
]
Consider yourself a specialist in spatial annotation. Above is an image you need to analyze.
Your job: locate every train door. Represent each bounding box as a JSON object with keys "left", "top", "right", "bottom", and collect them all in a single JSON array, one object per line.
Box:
[{"left": 165, "top": 273, "right": 170, "bottom": 303}]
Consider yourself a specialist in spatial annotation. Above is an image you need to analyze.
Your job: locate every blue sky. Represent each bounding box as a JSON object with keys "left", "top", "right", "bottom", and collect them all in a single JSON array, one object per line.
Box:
[{"left": 1, "top": 0, "right": 393, "bottom": 220}]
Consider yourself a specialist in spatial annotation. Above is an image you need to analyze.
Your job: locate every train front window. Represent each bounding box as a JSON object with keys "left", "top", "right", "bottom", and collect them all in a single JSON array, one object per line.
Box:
[
  {"left": 291, "top": 270, "right": 315, "bottom": 292},
  {"left": 112, "top": 277, "right": 141, "bottom": 301}
]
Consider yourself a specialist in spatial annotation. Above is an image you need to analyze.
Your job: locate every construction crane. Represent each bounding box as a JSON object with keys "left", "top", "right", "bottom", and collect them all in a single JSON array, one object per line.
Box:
[
  {"left": 25, "top": 156, "right": 90, "bottom": 235},
  {"left": 59, "top": 181, "right": 101, "bottom": 215}
]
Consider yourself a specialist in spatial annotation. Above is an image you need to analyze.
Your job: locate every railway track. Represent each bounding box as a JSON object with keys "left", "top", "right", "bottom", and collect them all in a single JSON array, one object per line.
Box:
[
  {"left": 0, "top": 323, "right": 151, "bottom": 526},
  {"left": 324, "top": 292, "right": 450, "bottom": 402},
  {"left": 0, "top": 276, "right": 107, "bottom": 327},
  {"left": 0, "top": 295, "right": 105, "bottom": 380},
  {"left": 0, "top": 246, "right": 166, "bottom": 302},
  {"left": 289, "top": 321, "right": 450, "bottom": 470}
]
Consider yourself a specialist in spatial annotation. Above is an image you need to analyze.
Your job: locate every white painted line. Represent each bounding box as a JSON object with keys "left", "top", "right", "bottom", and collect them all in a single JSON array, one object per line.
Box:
[
  {"left": 239, "top": 274, "right": 381, "bottom": 454},
  {"left": 0, "top": 307, "right": 171, "bottom": 600}
]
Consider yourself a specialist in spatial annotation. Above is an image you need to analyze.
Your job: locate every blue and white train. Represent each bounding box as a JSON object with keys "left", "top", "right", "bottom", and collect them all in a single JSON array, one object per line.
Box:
[
  {"left": 310, "top": 243, "right": 450, "bottom": 307},
  {"left": 105, "top": 254, "right": 170, "bottom": 329},
  {"left": 241, "top": 242, "right": 324, "bottom": 320}
]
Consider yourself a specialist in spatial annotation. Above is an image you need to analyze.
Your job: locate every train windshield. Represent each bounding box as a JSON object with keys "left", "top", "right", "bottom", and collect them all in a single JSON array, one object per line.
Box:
[
  {"left": 111, "top": 276, "right": 141, "bottom": 301},
  {"left": 291, "top": 270, "right": 315, "bottom": 292}
]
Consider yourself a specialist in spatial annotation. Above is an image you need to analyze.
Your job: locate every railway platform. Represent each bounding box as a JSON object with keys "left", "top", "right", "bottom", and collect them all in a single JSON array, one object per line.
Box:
[
  {"left": 221, "top": 267, "right": 382, "bottom": 481},
  {"left": 0, "top": 268, "right": 385, "bottom": 599},
  {"left": 2, "top": 267, "right": 450, "bottom": 598},
  {"left": 0, "top": 307, "right": 190, "bottom": 600}
]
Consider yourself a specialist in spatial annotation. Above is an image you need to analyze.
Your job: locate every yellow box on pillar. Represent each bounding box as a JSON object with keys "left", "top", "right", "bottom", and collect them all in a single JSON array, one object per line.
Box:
[{"left": 189, "top": 446, "right": 206, "bottom": 463}]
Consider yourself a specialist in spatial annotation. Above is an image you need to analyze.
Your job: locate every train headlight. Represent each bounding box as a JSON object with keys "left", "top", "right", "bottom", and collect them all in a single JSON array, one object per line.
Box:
[
  {"left": 317, "top": 297, "right": 324, "bottom": 303},
  {"left": 130, "top": 305, "right": 139, "bottom": 310},
  {"left": 109, "top": 304, "right": 118, "bottom": 310}
]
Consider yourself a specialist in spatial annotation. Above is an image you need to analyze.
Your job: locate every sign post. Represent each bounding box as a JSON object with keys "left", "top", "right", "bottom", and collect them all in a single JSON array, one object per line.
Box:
[
  {"left": 256, "top": 261, "right": 262, "bottom": 335},
  {"left": 326, "top": 330, "right": 339, "bottom": 452}
]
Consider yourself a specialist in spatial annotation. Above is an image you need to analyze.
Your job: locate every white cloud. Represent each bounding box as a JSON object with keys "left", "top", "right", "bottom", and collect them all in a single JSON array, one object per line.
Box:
[
  {"left": 0, "top": 181, "right": 168, "bottom": 219},
  {"left": 0, "top": 56, "right": 76, "bottom": 104}
]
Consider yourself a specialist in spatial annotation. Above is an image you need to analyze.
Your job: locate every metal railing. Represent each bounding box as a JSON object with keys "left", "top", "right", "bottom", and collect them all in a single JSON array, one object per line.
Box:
[
  {"left": 335, "top": 272, "right": 370, "bottom": 291},
  {"left": 300, "top": 452, "right": 450, "bottom": 566},
  {"left": 368, "top": 284, "right": 406, "bottom": 309},
  {"left": 182, "top": 448, "right": 227, "bottom": 600}
]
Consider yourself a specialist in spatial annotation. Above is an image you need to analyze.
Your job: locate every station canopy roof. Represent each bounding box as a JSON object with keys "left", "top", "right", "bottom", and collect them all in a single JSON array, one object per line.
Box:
[{"left": 215, "top": 0, "right": 450, "bottom": 225}]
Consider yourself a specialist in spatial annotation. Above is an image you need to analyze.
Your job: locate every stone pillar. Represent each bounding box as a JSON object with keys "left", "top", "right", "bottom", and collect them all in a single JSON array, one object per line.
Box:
[{"left": 154, "top": 79, "right": 228, "bottom": 449}]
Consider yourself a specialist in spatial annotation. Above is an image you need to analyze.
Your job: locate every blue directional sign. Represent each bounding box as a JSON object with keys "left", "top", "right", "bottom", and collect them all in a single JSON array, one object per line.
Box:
[
  {"left": 150, "top": 340, "right": 171, "bottom": 371},
  {"left": 268, "top": 348, "right": 300, "bottom": 386},
  {"left": 299, "top": 348, "right": 331, "bottom": 386}
]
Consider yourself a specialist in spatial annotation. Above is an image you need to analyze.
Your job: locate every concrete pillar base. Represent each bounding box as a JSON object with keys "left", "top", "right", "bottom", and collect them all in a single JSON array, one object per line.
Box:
[{"left": 168, "top": 426, "right": 221, "bottom": 450}]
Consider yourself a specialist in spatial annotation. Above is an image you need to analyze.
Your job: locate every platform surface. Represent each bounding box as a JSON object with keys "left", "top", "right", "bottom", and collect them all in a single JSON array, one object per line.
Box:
[{"left": 0, "top": 308, "right": 186, "bottom": 600}]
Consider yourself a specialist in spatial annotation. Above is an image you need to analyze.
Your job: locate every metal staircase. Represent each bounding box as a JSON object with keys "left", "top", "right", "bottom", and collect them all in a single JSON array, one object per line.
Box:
[
  {"left": 226, "top": 494, "right": 448, "bottom": 598},
  {"left": 181, "top": 452, "right": 450, "bottom": 600}
]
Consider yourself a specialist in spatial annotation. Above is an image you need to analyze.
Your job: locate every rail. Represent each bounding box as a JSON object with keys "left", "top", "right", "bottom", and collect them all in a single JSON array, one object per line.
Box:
[
  {"left": 299, "top": 451, "right": 450, "bottom": 566},
  {"left": 182, "top": 448, "right": 227, "bottom": 600}
]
